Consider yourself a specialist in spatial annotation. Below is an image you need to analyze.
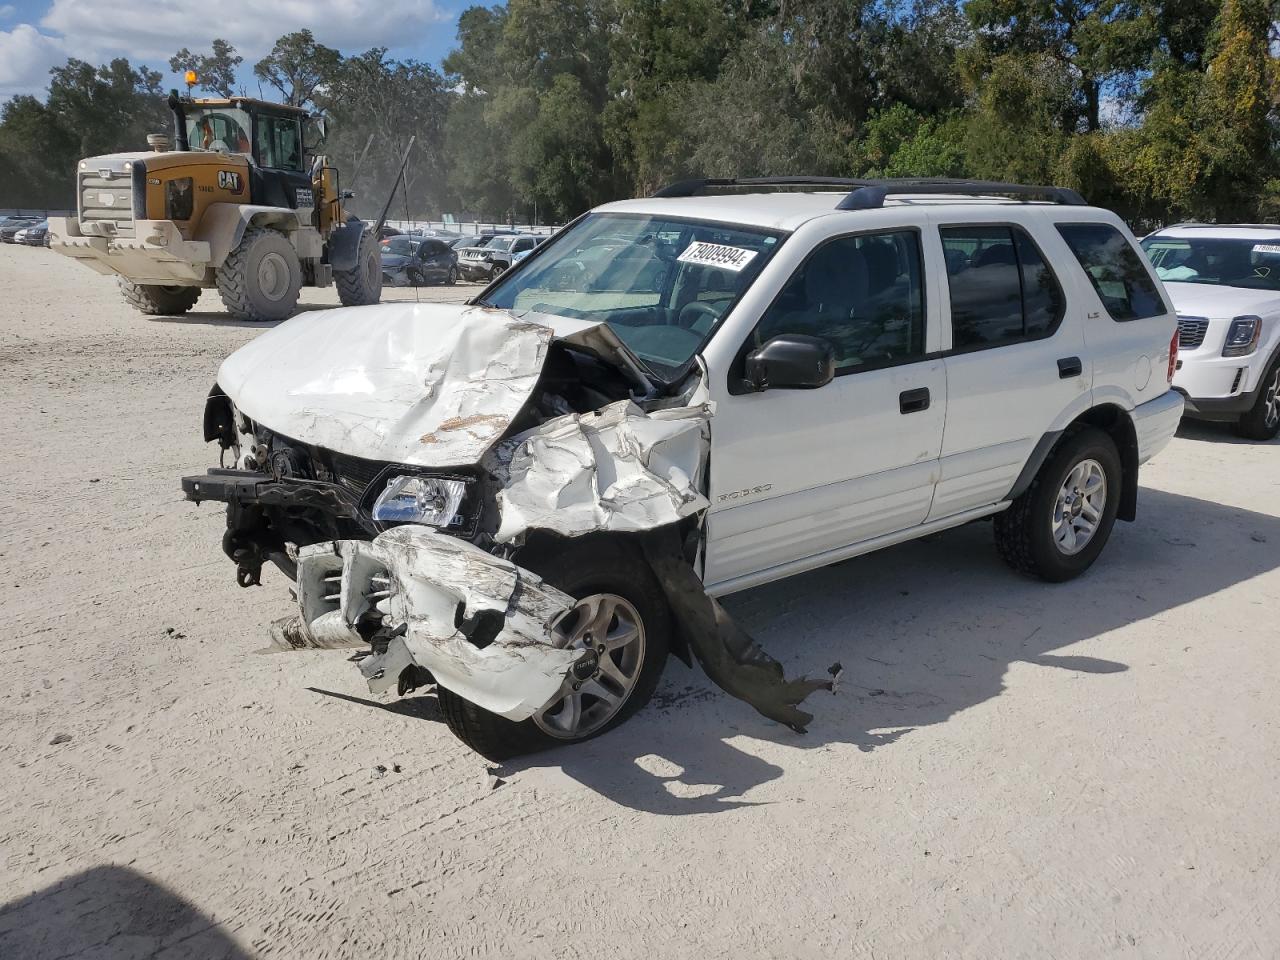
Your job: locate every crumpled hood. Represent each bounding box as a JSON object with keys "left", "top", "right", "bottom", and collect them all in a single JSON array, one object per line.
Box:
[
  {"left": 217, "top": 302, "right": 648, "bottom": 468},
  {"left": 379, "top": 254, "right": 412, "bottom": 269},
  {"left": 1163, "top": 282, "right": 1280, "bottom": 320}
]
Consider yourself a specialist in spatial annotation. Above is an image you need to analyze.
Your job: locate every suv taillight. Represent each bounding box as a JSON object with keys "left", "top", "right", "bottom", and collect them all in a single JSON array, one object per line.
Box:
[{"left": 1167, "top": 328, "right": 1178, "bottom": 384}]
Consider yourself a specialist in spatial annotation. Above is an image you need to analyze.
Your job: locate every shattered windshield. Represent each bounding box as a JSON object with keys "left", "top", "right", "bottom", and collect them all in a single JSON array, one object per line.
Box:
[
  {"left": 480, "top": 213, "right": 785, "bottom": 378},
  {"left": 1141, "top": 236, "right": 1280, "bottom": 292}
]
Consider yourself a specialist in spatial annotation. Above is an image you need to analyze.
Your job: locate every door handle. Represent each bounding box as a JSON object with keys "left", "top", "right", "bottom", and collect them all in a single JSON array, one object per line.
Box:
[
  {"left": 1057, "top": 356, "right": 1083, "bottom": 379},
  {"left": 899, "top": 387, "right": 931, "bottom": 414}
]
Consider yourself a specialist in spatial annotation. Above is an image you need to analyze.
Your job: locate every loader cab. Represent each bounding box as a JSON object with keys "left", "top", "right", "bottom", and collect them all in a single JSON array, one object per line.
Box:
[{"left": 175, "top": 96, "right": 315, "bottom": 211}]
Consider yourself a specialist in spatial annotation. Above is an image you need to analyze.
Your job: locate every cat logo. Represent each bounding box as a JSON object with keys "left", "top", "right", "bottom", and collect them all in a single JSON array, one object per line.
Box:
[{"left": 217, "top": 170, "right": 243, "bottom": 194}]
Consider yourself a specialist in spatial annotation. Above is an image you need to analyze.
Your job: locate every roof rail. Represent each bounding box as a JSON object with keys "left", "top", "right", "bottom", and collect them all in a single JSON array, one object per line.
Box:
[{"left": 650, "top": 176, "right": 1088, "bottom": 208}]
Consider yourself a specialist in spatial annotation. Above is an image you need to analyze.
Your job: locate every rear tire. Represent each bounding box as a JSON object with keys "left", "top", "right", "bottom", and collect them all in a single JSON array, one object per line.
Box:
[
  {"left": 119, "top": 281, "right": 201, "bottom": 316},
  {"left": 1234, "top": 358, "right": 1280, "bottom": 441},
  {"left": 437, "top": 538, "right": 671, "bottom": 760},
  {"left": 994, "top": 427, "right": 1122, "bottom": 582},
  {"left": 216, "top": 226, "right": 301, "bottom": 322},
  {"left": 335, "top": 230, "right": 382, "bottom": 306}
]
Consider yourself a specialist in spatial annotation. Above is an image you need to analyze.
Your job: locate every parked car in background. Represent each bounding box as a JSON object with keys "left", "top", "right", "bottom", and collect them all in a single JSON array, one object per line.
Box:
[
  {"left": 0, "top": 216, "right": 39, "bottom": 243},
  {"left": 22, "top": 220, "right": 50, "bottom": 246},
  {"left": 380, "top": 235, "right": 458, "bottom": 286},
  {"left": 1141, "top": 224, "right": 1280, "bottom": 439},
  {"left": 457, "top": 233, "right": 543, "bottom": 281}
]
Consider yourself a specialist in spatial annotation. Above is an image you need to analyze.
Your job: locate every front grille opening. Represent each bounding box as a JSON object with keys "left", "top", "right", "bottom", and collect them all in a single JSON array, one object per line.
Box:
[
  {"left": 1176, "top": 316, "right": 1209, "bottom": 350},
  {"left": 1231, "top": 368, "right": 1244, "bottom": 393}
]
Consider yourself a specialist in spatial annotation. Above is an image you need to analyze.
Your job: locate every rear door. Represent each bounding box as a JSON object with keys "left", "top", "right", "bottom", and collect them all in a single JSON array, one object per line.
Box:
[
  {"left": 1054, "top": 219, "right": 1176, "bottom": 411},
  {"left": 928, "top": 213, "right": 1091, "bottom": 520}
]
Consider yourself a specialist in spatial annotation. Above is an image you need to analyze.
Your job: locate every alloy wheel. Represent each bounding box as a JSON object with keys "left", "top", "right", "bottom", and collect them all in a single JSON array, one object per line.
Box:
[
  {"left": 1052, "top": 458, "right": 1107, "bottom": 556},
  {"left": 533, "top": 593, "right": 646, "bottom": 740}
]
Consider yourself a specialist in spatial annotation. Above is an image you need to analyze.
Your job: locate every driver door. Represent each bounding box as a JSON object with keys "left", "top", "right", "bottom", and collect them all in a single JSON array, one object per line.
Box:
[{"left": 702, "top": 226, "right": 947, "bottom": 592}]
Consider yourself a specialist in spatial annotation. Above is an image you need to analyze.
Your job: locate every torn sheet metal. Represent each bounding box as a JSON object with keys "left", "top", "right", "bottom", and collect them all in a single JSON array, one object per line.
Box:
[
  {"left": 215, "top": 303, "right": 659, "bottom": 469},
  {"left": 493, "top": 386, "right": 713, "bottom": 543},
  {"left": 295, "top": 525, "right": 581, "bottom": 720},
  {"left": 643, "top": 532, "right": 839, "bottom": 733}
]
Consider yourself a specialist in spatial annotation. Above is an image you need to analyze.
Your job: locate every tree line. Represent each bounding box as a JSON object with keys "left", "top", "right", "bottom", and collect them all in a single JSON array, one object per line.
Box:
[{"left": 1, "top": 0, "right": 1276, "bottom": 225}]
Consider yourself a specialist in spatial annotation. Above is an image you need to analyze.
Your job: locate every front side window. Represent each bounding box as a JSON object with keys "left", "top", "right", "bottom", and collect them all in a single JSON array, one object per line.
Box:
[
  {"left": 1140, "top": 235, "right": 1280, "bottom": 292},
  {"left": 187, "top": 108, "right": 251, "bottom": 155},
  {"left": 940, "top": 225, "right": 1065, "bottom": 350},
  {"left": 753, "top": 230, "right": 925, "bottom": 371},
  {"left": 482, "top": 213, "right": 785, "bottom": 378},
  {"left": 382, "top": 236, "right": 420, "bottom": 257},
  {"left": 256, "top": 115, "right": 303, "bottom": 172},
  {"left": 1057, "top": 222, "right": 1166, "bottom": 321}
]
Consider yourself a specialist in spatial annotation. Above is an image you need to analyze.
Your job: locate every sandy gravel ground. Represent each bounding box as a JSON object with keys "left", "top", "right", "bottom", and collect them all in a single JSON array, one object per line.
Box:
[{"left": 1, "top": 243, "right": 1277, "bottom": 960}]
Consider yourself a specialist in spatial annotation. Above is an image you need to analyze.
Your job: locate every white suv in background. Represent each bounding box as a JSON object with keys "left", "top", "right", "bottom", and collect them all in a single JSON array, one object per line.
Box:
[
  {"left": 1141, "top": 224, "right": 1280, "bottom": 439},
  {"left": 185, "top": 178, "right": 1184, "bottom": 757}
]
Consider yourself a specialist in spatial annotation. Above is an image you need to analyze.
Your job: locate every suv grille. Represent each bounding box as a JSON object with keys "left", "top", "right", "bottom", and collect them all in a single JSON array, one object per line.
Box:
[
  {"left": 79, "top": 168, "right": 136, "bottom": 238},
  {"left": 1176, "top": 316, "right": 1209, "bottom": 350}
]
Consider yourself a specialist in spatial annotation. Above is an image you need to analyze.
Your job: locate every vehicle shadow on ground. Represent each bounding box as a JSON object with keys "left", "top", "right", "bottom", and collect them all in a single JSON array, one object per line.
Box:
[
  {"left": 0, "top": 865, "right": 250, "bottom": 960},
  {"left": 489, "top": 486, "right": 1280, "bottom": 814},
  {"left": 1175, "top": 419, "right": 1279, "bottom": 445}
]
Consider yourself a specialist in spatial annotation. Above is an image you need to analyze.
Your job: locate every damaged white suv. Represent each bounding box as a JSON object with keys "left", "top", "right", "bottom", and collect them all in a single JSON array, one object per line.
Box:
[{"left": 183, "top": 177, "right": 1184, "bottom": 758}]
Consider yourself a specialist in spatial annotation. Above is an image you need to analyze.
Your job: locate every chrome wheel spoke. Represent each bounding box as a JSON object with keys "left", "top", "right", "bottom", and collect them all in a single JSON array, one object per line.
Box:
[{"left": 580, "top": 677, "right": 622, "bottom": 709}]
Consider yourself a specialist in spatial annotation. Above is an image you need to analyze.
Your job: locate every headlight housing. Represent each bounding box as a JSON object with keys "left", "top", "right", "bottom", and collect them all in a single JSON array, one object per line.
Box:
[
  {"left": 372, "top": 475, "right": 467, "bottom": 526},
  {"left": 1223, "top": 315, "right": 1262, "bottom": 357}
]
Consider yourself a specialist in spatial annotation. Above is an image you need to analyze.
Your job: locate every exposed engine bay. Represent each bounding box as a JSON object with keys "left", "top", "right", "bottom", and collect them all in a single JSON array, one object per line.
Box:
[{"left": 182, "top": 304, "right": 836, "bottom": 745}]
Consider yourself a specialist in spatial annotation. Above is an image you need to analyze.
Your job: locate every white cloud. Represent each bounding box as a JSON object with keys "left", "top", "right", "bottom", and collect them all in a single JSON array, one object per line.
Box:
[
  {"left": 2, "top": 0, "right": 452, "bottom": 100},
  {"left": 0, "top": 23, "right": 68, "bottom": 97}
]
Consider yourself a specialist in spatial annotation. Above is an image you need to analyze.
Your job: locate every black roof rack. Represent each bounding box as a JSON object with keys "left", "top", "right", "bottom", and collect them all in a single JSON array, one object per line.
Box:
[{"left": 650, "top": 176, "right": 1087, "bottom": 208}]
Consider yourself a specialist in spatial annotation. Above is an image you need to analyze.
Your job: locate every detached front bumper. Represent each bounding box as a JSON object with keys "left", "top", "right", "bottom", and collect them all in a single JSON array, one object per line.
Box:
[
  {"left": 296, "top": 526, "right": 583, "bottom": 721},
  {"left": 48, "top": 216, "right": 211, "bottom": 284}
]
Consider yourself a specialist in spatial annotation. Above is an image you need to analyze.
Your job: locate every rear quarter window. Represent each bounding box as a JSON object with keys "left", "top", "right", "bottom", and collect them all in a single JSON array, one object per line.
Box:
[{"left": 1056, "top": 223, "right": 1167, "bottom": 321}]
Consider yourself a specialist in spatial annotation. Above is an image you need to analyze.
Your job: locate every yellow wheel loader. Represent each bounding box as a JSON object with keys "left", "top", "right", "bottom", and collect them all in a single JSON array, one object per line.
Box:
[{"left": 49, "top": 90, "right": 382, "bottom": 321}]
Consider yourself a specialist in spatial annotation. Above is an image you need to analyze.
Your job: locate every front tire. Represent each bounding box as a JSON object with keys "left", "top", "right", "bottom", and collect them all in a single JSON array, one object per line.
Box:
[
  {"left": 994, "top": 427, "right": 1122, "bottom": 582},
  {"left": 437, "top": 538, "right": 671, "bottom": 760},
  {"left": 1234, "top": 358, "right": 1280, "bottom": 441},
  {"left": 119, "top": 281, "right": 201, "bottom": 316},
  {"left": 216, "top": 226, "right": 301, "bottom": 322},
  {"left": 335, "top": 230, "right": 382, "bottom": 306}
]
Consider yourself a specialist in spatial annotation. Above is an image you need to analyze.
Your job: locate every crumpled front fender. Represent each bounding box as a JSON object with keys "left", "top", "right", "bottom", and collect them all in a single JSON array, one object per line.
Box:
[{"left": 295, "top": 526, "right": 582, "bottom": 721}]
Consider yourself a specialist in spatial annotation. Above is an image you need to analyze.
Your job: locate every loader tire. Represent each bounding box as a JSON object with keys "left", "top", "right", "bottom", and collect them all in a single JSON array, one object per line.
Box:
[
  {"left": 120, "top": 281, "right": 201, "bottom": 316},
  {"left": 216, "top": 226, "right": 301, "bottom": 322},
  {"left": 334, "top": 230, "right": 382, "bottom": 307}
]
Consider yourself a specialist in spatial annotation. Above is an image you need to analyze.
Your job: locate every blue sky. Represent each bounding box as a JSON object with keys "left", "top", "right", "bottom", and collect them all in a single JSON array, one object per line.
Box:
[{"left": 0, "top": 0, "right": 472, "bottom": 100}]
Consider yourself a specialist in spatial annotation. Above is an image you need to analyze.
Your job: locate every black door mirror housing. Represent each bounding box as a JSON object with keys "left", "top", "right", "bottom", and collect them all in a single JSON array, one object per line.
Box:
[{"left": 744, "top": 334, "right": 837, "bottom": 391}]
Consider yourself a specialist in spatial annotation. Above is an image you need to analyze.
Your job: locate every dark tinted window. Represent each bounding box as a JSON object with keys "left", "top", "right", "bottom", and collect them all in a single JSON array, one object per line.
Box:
[
  {"left": 941, "top": 225, "right": 1065, "bottom": 349},
  {"left": 1057, "top": 223, "right": 1166, "bottom": 321},
  {"left": 755, "top": 230, "right": 925, "bottom": 371}
]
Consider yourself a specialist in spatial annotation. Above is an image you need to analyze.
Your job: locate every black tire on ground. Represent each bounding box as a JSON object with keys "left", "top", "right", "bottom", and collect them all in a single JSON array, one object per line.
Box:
[
  {"left": 437, "top": 537, "right": 672, "bottom": 760},
  {"left": 334, "top": 230, "right": 382, "bottom": 307},
  {"left": 1234, "top": 356, "right": 1280, "bottom": 441},
  {"left": 216, "top": 226, "right": 301, "bottom": 322},
  {"left": 119, "top": 281, "right": 201, "bottom": 316},
  {"left": 446, "top": 265, "right": 457, "bottom": 285},
  {"left": 994, "top": 426, "right": 1122, "bottom": 583}
]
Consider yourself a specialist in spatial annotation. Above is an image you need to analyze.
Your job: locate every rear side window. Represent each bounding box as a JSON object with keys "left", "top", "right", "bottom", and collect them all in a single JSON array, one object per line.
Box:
[
  {"left": 1056, "top": 223, "right": 1166, "bottom": 321},
  {"left": 940, "top": 225, "right": 1065, "bottom": 350}
]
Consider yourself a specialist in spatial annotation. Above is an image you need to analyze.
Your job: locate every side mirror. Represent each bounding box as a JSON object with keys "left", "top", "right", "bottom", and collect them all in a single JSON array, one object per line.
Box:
[{"left": 744, "top": 334, "right": 836, "bottom": 391}]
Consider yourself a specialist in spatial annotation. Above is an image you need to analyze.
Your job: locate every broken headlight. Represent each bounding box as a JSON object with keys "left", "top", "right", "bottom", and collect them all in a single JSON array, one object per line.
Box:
[{"left": 372, "top": 475, "right": 467, "bottom": 527}]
